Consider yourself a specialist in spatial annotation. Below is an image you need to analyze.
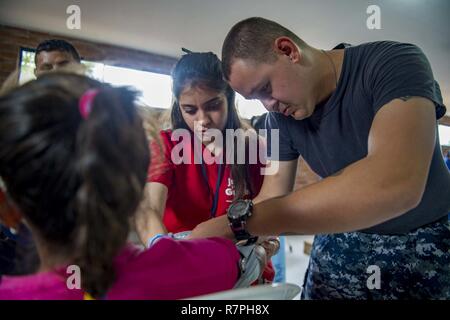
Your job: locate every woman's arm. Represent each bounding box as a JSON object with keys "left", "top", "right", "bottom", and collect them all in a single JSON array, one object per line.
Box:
[{"left": 134, "top": 182, "right": 169, "bottom": 245}]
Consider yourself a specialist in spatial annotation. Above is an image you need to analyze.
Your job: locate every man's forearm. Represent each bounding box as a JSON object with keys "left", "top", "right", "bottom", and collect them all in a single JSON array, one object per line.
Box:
[
  {"left": 253, "top": 159, "right": 298, "bottom": 204},
  {"left": 248, "top": 155, "right": 422, "bottom": 236}
]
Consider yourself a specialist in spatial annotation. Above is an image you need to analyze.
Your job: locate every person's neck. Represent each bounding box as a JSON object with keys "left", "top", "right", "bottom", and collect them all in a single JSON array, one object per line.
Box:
[
  {"left": 30, "top": 227, "right": 74, "bottom": 273},
  {"left": 39, "top": 250, "right": 73, "bottom": 273},
  {"left": 313, "top": 47, "right": 345, "bottom": 107}
]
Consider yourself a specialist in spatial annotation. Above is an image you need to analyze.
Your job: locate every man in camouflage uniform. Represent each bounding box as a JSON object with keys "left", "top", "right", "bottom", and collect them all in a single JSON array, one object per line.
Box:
[
  {"left": 303, "top": 219, "right": 450, "bottom": 299},
  {"left": 189, "top": 17, "right": 450, "bottom": 299}
]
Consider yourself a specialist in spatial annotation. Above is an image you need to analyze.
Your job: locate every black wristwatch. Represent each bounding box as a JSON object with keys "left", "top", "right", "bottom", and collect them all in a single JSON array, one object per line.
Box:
[{"left": 227, "top": 199, "right": 257, "bottom": 243}]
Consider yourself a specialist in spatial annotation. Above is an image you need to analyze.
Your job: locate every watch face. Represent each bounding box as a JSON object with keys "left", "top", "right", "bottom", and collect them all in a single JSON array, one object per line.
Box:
[{"left": 229, "top": 201, "right": 248, "bottom": 219}]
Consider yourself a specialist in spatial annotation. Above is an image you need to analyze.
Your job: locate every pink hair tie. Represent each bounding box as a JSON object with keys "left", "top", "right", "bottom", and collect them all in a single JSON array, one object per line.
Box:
[{"left": 78, "top": 89, "right": 99, "bottom": 119}]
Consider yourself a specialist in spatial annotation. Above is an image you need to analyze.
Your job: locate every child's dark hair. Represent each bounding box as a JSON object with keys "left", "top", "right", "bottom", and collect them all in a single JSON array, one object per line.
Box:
[
  {"left": 170, "top": 51, "right": 257, "bottom": 199},
  {"left": 0, "top": 73, "right": 149, "bottom": 298}
]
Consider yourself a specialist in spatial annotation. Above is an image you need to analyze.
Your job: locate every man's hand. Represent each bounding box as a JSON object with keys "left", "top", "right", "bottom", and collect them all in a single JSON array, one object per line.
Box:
[
  {"left": 253, "top": 159, "right": 298, "bottom": 204},
  {"left": 187, "top": 215, "right": 234, "bottom": 240}
]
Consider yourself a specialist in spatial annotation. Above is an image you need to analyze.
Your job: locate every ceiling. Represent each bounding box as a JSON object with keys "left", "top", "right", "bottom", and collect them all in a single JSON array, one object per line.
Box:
[{"left": 1, "top": 0, "right": 449, "bottom": 113}]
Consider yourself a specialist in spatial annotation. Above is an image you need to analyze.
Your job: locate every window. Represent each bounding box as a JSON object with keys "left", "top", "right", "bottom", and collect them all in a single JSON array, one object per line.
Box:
[
  {"left": 438, "top": 124, "right": 450, "bottom": 146},
  {"left": 19, "top": 47, "right": 267, "bottom": 118},
  {"left": 91, "top": 64, "right": 173, "bottom": 109},
  {"left": 235, "top": 94, "right": 267, "bottom": 119},
  {"left": 18, "top": 48, "right": 37, "bottom": 84}
]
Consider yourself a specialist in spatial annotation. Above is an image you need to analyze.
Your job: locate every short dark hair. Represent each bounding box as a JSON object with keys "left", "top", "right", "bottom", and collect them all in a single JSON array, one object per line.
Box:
[
  {"left": 222, "top": 17, "right": 305, "bottom": 80},
  {"left": 35, "top": 39, "right": 81, "bottom": 64}
]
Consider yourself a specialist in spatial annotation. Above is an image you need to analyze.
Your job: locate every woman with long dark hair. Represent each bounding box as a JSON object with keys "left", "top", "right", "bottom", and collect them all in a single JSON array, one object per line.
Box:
[
  {"left": 135, "top": 51, "right": 267, "bottom": 242},
  {"left": 135, "top": 51, "right": 273, "bottom": 282}
]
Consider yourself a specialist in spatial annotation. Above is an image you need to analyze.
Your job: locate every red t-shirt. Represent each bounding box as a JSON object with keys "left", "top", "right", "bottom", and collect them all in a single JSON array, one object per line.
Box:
[{"left": 147, "top": 129, "right": 265, "bottom": 233}]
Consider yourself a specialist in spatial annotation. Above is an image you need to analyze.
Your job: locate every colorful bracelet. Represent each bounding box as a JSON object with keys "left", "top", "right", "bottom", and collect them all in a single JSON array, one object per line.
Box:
[{"left": 147, "top": 233, "right": 167, "bottom": 248}]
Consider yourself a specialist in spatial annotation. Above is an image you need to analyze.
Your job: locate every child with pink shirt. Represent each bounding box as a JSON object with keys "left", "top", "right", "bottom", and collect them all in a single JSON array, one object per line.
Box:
[{"left": 0, "top": 73, "right": 273, "bottom": 300}]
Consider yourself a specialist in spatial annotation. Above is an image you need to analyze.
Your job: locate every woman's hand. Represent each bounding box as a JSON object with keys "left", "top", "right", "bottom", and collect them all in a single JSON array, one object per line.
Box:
[
  {"left": 257, "top": 237, "right": 281, "bottom": 260},
  {"left": 254, "top": 237, "right": 280, "bottom": 279}
]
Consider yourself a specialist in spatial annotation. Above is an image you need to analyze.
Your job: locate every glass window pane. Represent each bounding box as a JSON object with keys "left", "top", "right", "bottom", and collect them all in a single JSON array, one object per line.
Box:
[
  {"left": 102, "top": 65, "right": 172, "bottom": 109},
  {"left": 19, "top": 49, "right": 36, "bottom": 84},
  {"left": 235, "top": 93, "right": 267, "bottom": 119},
  {"left": 17, "top": 48, "right": 274, "bottom": 119},
  {"left": 438, "top": 124, "right": 450, "bottom": 146}
]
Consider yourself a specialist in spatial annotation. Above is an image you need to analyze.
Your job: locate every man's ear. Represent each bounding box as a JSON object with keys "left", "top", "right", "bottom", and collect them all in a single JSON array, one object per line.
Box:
[{"left": 274, "top": 37, "right": 301, "bottom": 63}]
